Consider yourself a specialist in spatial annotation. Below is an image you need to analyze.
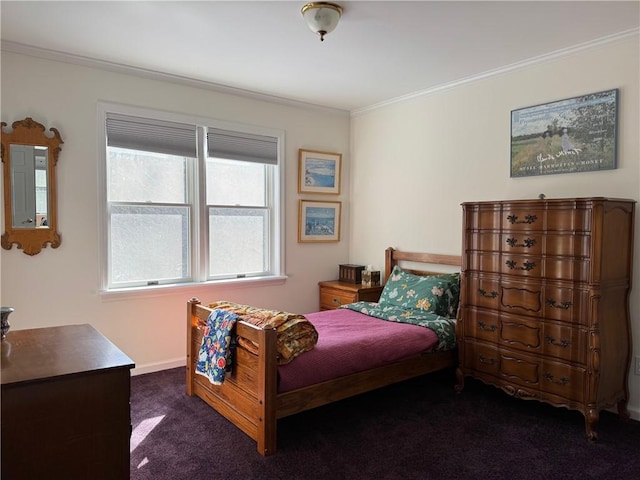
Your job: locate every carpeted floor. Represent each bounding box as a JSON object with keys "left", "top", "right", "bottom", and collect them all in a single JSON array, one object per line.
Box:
[{"left": 130, "top": 367, "right": 640, "bottom": 480}]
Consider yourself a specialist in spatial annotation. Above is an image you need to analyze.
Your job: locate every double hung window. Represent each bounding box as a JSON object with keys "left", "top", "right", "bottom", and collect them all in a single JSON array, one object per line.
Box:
[{"left": 100, "top": 105, "right": 283, "bottom": 291}]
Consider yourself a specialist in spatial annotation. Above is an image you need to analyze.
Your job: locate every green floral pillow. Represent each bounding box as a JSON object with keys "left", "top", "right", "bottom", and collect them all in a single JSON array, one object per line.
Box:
[{"left": 379, "top": 266, "right": 460, "bottom": 318}]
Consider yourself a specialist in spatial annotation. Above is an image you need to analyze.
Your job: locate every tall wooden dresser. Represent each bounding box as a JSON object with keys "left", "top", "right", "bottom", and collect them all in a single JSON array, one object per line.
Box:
[{"left": 455, "top": 197, "right": 635, "bottom": 440}]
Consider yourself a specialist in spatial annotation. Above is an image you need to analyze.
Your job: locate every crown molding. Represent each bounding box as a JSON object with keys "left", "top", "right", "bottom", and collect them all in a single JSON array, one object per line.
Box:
[
  {"left": 351, "top": 27, "right": 640, "bottom": 117},
  {"left": 0, "top": 40, "right": 349, "bottom": 116}
]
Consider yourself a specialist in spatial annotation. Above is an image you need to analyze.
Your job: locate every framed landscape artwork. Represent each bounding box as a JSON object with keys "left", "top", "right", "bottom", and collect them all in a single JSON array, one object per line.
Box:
[
  {"left": 510, "top": 89, "right": 618, "bottom": 177},
  {"left": 298, "top": 149, "right": 342, "bottom": 194},
  {"left": 298, "top": 200, "right": 341, "bottom": 243}
]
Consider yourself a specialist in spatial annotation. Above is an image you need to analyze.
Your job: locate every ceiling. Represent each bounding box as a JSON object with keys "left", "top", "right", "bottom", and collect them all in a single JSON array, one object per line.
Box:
[{"left": 1, "top": 1, "right": 639, "bottom": 113}]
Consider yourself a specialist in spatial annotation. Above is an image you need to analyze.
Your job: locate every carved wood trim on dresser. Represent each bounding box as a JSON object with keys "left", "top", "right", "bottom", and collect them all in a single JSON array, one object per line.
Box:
[{"left": 455, "top": 197, "right": 635, "bottom": 440}]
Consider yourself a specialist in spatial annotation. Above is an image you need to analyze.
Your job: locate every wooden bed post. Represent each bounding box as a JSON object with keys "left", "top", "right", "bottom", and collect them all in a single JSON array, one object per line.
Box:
[
  {"left": 385, "top": 247, "right": 396, "bottom": 282},
  {"left": 256, "top": 324, "right": 278, "bottom": 456},
  {"left": 186, "top": 297, "right": 201, "bottom": 396}
]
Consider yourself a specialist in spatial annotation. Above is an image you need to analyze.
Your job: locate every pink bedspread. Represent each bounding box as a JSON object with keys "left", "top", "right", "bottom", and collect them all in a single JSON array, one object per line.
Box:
[{"left": 277, "top": 308, "right": 438, "bottom": 393}]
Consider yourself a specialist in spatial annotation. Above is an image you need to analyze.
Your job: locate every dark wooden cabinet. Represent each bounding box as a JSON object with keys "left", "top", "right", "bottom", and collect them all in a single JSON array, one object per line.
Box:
[
  {"left": 455, "top": 197, "right": 635, "bottom": 440},
  {"left": 318, "top": 280, "right": 383, "bottom": 310},
  {"left": 1, "top": 324, "right": 135, "bottom": 479}
]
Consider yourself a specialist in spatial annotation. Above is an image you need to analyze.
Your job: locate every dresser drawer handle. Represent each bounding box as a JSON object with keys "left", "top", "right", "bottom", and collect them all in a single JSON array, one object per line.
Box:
[
  {"left": 478, "top": 355, "right": 496, "bottom": 365},
  {"left": 545, "top": 335, "right": 571, "bottom": 348},
  {"left": 478, "top": 289, "right": 498, "bottom": 298},
  {"left": 506, "top": 237, "right": 537, "bottom": 248},
  {"left": 504, "top": 385, "right": 537, "bottom": 399},
  {"left": 546, "top": 299, "right": 572, "bottom": 309},
  {"left": 544, "top": 373, "right": 569, "bottom": 386},
  {"left": 332, "top": 298, "right": 341, "bottom": 305},
  {"left": 478, "top": 321, "right": 497, "bottom": 332},
  {"left": 506, "top": 260, "right": 536, "bottom": 271},
  {"left": 507, "top": 214, "right": 538, "bottom": 225}
]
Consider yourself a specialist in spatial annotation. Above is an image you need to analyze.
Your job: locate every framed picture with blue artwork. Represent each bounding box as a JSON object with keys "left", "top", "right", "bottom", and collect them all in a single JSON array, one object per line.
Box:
[
  {"left": 298, "top": 200, "right": 341, "bottom": 243},
  {"left": 298, "top": 149, "right": 342, "bottom": 195}
]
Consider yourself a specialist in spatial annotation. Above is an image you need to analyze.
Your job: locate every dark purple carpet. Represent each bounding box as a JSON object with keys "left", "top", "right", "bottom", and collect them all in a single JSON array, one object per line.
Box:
[{"left": 130, "top": 367, "right": 640, "bottom": 480}]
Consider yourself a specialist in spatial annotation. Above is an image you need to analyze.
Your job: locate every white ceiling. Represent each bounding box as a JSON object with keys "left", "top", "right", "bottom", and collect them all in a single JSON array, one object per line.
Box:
[{"left": 1, "top": 1, "right": 639, "bottom": 112}]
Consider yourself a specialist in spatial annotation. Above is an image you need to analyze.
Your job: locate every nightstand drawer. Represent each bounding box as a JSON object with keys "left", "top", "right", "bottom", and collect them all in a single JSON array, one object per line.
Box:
[
  {"left": 320, "top": 289, "right": 356, "bottom": 310},
  {"left": 318, "top": 280, "right": 383, "bottom": 311}
]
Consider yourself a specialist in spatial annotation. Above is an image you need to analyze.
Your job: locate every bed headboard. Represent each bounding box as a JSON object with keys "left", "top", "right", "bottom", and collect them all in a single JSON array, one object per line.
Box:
[{"left": 384, "top": 247, "right": 462, "bottom": 282}]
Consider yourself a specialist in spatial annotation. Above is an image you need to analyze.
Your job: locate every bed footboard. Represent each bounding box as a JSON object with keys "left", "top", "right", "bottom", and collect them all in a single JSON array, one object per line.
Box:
[{"left": 186, "top": 298, "right": 279, "bottom": 456}]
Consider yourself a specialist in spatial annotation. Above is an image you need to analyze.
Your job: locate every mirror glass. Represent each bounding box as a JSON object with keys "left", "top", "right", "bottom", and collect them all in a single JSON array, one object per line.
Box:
[
  {"left": 10, "top": 145, "right": 50, "bottom": 229},
  {"left": 2, "top": 117, "right": 62, "bottom": 255}
]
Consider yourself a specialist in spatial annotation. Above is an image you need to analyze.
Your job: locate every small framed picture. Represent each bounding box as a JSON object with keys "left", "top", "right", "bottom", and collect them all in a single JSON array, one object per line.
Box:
[
  {"left": 298, "top": 200, "right": 341, "bottom": 243},
  {"left": 298, "top": 149, "right": 342, "bottom": 195}
]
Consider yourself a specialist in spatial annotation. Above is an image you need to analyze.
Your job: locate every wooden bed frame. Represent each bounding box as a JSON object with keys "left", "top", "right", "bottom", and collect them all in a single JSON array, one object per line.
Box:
[{"left": 186, "top": 247, "right": 462, "bottom": 456}]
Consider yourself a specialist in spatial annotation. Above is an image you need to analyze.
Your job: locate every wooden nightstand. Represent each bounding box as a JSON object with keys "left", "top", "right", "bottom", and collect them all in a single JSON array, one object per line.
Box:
[{"left": 318, "top": 280, "right": 384, "bottom": 311}]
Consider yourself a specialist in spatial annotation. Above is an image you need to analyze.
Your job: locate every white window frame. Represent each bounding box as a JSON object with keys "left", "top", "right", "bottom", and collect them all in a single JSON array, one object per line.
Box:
[{"left": 97, "top": 102, "right": 286, "bottom": 297}]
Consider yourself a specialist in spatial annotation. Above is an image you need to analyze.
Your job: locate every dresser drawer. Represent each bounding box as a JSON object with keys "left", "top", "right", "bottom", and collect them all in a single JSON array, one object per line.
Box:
[
  {"left": 465, "top": 204, "right": 547, "bottom": 232},
  {"left": 464, "top": 202, "right": 591, "bottom": 233},
  {"left": 465, "top": 274, "right": 589, "bottom": 325},
  {"left": 461, "top": 307, "right": 587, "bottom": 363},
  {"left": 461, "top": 340, "right": 586, "bottom": 403},
  {"left": 467, "top": 251, "right": 589, "bottom": 282},
  {"left": 460, "top": 341, "right": 502, "bottom": 377},
  {"left": 466, "top": 231, "right": 590, "bottom": 258},
  {"left": 501, "top": 205, "right": 590, "bottom": 232}
]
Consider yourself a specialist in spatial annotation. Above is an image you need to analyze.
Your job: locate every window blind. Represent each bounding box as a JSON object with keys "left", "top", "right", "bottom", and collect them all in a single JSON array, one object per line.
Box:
[
  {"left": 207, "top": 128, "right": 278, "bottom": 165},
  {"left": 106, "top": 113, "right": 197, "bottom": 158}
]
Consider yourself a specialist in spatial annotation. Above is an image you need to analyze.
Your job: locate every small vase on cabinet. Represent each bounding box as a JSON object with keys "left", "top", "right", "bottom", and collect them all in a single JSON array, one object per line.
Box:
[{"left": 1, "top": 307, "right": 14, "bottom": 339}]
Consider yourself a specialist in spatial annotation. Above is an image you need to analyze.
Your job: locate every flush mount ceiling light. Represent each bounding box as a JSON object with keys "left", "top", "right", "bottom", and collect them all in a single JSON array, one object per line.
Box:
[{"left": 301, "top": 2, "right": 343, "bottom": 42}]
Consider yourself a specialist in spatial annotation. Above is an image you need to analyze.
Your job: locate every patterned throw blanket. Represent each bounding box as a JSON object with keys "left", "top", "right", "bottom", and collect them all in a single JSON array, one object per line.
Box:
[
  {"left": 341, "top": 301, "right": 457, "bottom": 351},
  {"left": 208, "top": 301, "right": 318, "bottom": 365},
  {"left": 195, "top": 309, "right": 238, "bottom": 385}
]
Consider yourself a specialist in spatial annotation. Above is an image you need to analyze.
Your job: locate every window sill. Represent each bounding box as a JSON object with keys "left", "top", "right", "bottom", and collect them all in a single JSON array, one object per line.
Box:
[{"left": 99, "top": 275, "right": 288, "bottom": 302}]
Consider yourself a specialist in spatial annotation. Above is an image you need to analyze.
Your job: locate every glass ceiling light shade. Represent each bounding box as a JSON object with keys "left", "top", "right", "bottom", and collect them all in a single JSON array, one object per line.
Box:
[{"left": 301, "top": 2, "right": 343, "bottom": 42}]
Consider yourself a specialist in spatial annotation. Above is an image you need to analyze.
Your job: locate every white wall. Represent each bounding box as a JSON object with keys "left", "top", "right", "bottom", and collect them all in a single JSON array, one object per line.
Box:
[
  {"left": 0, "top": 52, "right": 350, "bottom": 373},
  {"left": 349, "top": 35, "right": 640, "bottom": 419}
]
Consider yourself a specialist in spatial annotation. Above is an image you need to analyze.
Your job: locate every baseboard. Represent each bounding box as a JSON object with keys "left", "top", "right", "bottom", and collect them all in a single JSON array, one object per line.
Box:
[
  {"left": 131, "top": 358, "right": 186, "bottom": 376},
  {"left": 627, "top": 406, "right": 640, "bottom": 422},
  {"left": 605, "top": 403, "right": 640, "bottom": 422}
]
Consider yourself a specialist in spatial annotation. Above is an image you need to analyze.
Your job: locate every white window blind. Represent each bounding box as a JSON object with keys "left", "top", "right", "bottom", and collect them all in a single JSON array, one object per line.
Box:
[
  {"left": 106, "top": 113, "right": 197, "bottom": 158},
  {"left": 207, "top": 128, "right": 278, "bottom": 165}
]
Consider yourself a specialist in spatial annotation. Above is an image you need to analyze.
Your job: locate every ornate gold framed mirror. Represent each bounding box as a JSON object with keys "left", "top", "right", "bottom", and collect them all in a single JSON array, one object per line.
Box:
[{"left": 1, "top": 117, "right": 63, "bottom": 255}]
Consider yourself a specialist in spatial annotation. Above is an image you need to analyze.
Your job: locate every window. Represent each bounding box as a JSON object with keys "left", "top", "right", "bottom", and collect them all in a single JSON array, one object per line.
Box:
[{"left": 99, "top": 105, "right": 284, "bottom": 291}]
